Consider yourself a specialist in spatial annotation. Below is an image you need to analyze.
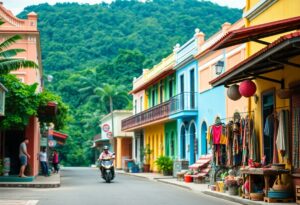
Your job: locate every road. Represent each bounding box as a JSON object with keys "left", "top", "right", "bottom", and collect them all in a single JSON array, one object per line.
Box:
[{"left": 0, "top": 167, "right": 239, "bottom": 205}]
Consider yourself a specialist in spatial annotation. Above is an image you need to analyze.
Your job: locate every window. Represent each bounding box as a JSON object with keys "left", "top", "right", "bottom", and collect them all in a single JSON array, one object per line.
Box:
[
  {"left": 169, "top": 79, "right": 173, "bottom": 99},
  {"left": 160, "top": 82, "right": 163, "bottom": 103},
  {"left": 180, "top": 75, "right": 184, "bottom": 110},
  {"left": 152, "top": 89, "right": 155, "bottom": 107},
  {"left": 190, "top": 69, "right": 195, "bottom": 109},
  {"left": 134, "top": 99, "right": 137, "bottom": 114},
  {"left": 140, "top": 96, "right": 143, "bottom": 112}
]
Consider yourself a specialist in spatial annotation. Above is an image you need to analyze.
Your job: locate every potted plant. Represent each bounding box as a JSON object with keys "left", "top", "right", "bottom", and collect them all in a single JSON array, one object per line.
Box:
[
  {"left": 155, "top": 156, "right": 173, "bottom": 176},
  {"left": 225, "top": 178, "right": 238, "bottom": 195},
  {"left": 142, "top": 144, "right": 152, "bottom": 172}
]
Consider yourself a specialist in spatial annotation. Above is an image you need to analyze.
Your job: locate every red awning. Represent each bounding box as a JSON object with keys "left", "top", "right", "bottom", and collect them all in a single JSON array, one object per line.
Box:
[
  {"left": 210, "top": 31, "right": 300, "bottom": 87},
  {"left": 49, "top": 130, "right": 68, "bottom": 141},
  {"left": 210, "top": 16, "right": 300, "bottom": 51}
]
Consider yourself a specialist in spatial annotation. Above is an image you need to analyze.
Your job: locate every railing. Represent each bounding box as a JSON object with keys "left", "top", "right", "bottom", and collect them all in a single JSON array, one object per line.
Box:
[
  {"left": 121, "top": 92, "right": 198, "bottom": 131},
  {"left": 121, "top": 100, "right": 171, "bottom": 131},
  {"left": 170, "top": 92, "right": 198, "bottom": 114}
]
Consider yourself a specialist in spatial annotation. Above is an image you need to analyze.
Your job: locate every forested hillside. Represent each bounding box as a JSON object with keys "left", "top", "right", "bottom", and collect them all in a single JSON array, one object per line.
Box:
[{"left": 18, "top": 0, "right": 241, "bottom": 166}]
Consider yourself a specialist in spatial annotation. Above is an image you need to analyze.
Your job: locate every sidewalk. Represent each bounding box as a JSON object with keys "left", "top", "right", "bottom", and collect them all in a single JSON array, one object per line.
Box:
[
  {"left": 117, "top": 171, "right": 296, "bottom": 205},
  {"left": 0, "top": 200, "right": 38, "bottom": 205},
  {"left": 0, "top": 173, "right": 60, "bottom": 188}
]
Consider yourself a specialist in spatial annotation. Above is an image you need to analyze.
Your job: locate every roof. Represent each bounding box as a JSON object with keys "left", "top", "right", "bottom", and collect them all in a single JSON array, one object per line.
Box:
[
  {"left": 210, "top": 31, "right": 300, "bottom": 87},
  {"left": 210, "top": 16, "right": 300, "bottom": 51},
  {"left": 0, "top": 82, "right": 7, "bottom": 92}
]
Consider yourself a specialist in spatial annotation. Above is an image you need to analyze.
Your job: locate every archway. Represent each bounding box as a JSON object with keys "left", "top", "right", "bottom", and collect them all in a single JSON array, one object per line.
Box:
[
  {"left": 180, "top": 125, "right": 186, "bottom": 159},
  {"left": 170, "top": 131, "right": 175, "bottom": 157},
  {"left": 189, "top": 122, "right": 197, "bottom": 163},
  {"left": 201, "top": 121, "right": 208, "bottom": 155}
]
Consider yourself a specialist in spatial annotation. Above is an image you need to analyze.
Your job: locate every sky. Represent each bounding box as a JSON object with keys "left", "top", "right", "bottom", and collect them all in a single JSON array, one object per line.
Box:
[{"left": 2, "top": 0, "right": 245, "bottom": 15}]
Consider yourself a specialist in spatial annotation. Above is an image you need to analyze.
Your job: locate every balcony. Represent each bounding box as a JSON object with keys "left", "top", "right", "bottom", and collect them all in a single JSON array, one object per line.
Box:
[
  {"left": 121, "top": 100, "right": 171, "bottom": 131},
  {"left": 170, "top": 92, "right": 198, "bottom": 117},
  {"left": 122, "top": 92, "right": 198, "bottom": 131}
]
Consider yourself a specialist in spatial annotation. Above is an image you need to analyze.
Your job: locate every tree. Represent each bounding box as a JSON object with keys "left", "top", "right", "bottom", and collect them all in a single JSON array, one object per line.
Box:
[{"left": 0, "top": 35, "right": 38, "bottom": 75}]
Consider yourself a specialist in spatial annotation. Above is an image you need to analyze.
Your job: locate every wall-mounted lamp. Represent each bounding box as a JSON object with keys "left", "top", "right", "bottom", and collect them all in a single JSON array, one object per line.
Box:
[
  {"left": 214, "top": 60, "right": 224, "bottom": 75},
  {"left": 253, "top": 94, "right": 259, "bottom": 104}
]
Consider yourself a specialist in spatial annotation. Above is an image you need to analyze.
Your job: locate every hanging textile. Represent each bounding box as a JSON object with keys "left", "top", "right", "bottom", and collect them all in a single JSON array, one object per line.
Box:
[
  {"left": 276, "top": 110, "right": 290, "bottom": 160},
  {"left": 226, "top": 122, "right": 233, "bottom": 166},
  {"left": 272, "top": 114, "right": 279, "bottom": 164},
  {"left": 293, "top": 108, "right": 300, "bottom": 168}
]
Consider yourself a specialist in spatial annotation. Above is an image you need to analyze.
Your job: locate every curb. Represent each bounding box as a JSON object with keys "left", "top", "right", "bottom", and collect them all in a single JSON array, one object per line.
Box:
[
  {"left": 0, "top": 183, "right": 60, "bottom": 188},
  {"left": 156, "top": 179, "right": 192, "bottom": 190},
  {"left": 202, "top": 191, "right": 260, "bottom": 205}
]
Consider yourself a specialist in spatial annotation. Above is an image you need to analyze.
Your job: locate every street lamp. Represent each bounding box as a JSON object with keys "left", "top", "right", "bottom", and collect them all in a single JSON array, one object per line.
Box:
[
  {"left": 214, "top": 60, "right": 224, "bottom": 75},
  {"left": 0, "top": 82, "right": 8, "bottom": 116}
]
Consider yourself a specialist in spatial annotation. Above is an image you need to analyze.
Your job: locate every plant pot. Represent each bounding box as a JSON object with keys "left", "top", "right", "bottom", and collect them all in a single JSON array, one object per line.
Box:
[
  {"left": 228, "top": 186, "right": 238, "bottom": 195},
  {"left": 184, "top": 175, "right": 193, "bottom": 183},
  {"left": 143, "top": 164, "right": 150, "bottom": 172}
]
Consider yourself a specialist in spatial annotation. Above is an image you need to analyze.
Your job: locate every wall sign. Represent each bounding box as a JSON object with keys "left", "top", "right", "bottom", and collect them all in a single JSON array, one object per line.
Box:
[
  {"left": 107, "top": 132, "right": 113, "bottom": 139},
  {"left": 102, "top": 124, "right": 110, "bottom": 133}
]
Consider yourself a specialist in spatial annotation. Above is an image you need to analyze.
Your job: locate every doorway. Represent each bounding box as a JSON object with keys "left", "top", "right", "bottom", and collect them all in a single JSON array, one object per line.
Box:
[
  {"left": 201, "top": 121, "right": 208, "bottom": 155},
  {"left": 180, "top": 125, "right": 186, "bottom": 159},
  {"left": 189, "top": 122, "right": 196, "bottom": 163},
  {"left": 262, "top": 90, "right": 275, "bottom": 164}
]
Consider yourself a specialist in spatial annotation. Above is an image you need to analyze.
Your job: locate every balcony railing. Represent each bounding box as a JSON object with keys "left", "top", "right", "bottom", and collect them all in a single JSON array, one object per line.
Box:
[
  {"left": 170, "top": 92, "right": 198, "bottom": 114},
  {"left": 121, "top": 92, "right": 198, "bottom": 131},
  {"left": 122, "top": 100, "right": 171, "bottom": 131}
]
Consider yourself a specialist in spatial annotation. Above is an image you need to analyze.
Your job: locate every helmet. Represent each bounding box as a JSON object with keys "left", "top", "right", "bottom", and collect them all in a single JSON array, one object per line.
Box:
[{"left": 103, "top": 145, "right": 109, "bottom": 150}]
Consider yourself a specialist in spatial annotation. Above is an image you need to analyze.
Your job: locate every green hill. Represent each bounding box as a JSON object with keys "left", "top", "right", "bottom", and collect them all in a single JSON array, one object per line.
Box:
[{"left": 18, "top": 0, "right": 242, "bottom": 166}]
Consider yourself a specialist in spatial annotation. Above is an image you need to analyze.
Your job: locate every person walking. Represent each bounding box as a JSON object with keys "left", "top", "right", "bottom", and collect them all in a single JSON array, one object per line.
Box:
[
  {"left": 19, "top": 138, "right": 30, "bottom": 177},
  {"left": 52, "top": 150, "right": 59, "bottom": 173},
  {"left": 39, "top": 147, "right": 49, "bottom": 176}
]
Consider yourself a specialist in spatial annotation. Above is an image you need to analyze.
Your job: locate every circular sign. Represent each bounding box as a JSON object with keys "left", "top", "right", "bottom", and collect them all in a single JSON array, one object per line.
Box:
[
  {"left": 106, "top": 132, "right": 113, "bottom": 139},
  {"left": 102, "top": 124, "right": 110, "bottom": 133},
  {"left": 48, "top": 140, "right": 57, "bottom": 147}
]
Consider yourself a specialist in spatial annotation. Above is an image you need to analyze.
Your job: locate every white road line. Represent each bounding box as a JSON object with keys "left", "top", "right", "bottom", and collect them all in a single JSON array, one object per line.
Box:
[{"left": 0, "top": 200, "right": 38, "bottom": 205}]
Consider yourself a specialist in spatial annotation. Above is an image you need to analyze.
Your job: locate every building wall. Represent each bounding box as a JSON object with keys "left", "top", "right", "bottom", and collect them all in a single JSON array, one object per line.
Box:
[
  {"left": 144, "top": 124, "right": 164, "bottom": 172},
  {"left": 0, "top": 4, "right": 42, "bottom": 176},
  {"left": 133, "top": 90, "right": 145, "bottom": 114},
  {"left": 244, "top": 0, "right": 300, "bottom": 168}
]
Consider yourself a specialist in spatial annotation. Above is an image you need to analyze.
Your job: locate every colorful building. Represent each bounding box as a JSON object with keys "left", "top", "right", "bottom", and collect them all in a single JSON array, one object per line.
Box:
[
  {"left": 195, "top": 20, "right": 247, "bottom": 155},
  {"left": 100, "top": 110, "right": 133, "bottom": 170},
  {"left": 210, "top": 0, "right": 300, "bottom": 196},
  {"left": 0, "top": 3, "right": 44, "bottom": 176},
  {"left": 122, "top": 53, "right": 176, "bottom": 171}
]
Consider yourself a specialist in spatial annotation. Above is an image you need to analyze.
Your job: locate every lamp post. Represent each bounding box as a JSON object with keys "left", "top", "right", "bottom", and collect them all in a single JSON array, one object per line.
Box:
[
  {"left": 214, "top": 60, "right": 224, "bottom": 75},
  {"left": 0, "top": 82, "right": 8, "bottom": 116}
]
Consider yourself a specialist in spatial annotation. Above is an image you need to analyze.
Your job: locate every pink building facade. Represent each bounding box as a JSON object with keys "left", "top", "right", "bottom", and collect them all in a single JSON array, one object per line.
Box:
[{"left": 0, "top": 3, "right": 43, "bottom": 176}]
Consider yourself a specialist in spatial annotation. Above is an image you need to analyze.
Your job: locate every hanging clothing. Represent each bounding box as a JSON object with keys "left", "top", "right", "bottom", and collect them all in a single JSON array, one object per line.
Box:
[
  {"left": 293, "top": 108, "right": 300, "bottom": 168},
  {"left": 272, "top": 115, "right": 279, "bottom": 164},
  {"left": 276, "top": 110, "right": 290, "bottom": 160},
  {"left": 212, "top": 125, "right": 222, "bottom": 144}
]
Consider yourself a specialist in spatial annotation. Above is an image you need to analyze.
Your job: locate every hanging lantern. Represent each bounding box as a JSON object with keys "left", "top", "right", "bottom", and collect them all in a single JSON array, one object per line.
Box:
[
  {"left": 227, "top": 84, "right": 241, "bottom": 101},
  {"left": 239, "top": 80, "right": 257, "bottom": 97}
]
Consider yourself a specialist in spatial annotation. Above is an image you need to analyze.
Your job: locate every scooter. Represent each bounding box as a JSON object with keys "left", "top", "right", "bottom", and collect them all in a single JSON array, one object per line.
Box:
[{"left": 100, "top": 158, "right": 115, "bottom": 183}]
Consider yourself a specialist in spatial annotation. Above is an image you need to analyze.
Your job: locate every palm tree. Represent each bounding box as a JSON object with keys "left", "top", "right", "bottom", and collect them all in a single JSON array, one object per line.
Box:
[
  {"left": 0, "top": 34, "right": 38, "bottom": 75},
  {"left": 94, "top": 83, "right": 129, "bottom": 150}
]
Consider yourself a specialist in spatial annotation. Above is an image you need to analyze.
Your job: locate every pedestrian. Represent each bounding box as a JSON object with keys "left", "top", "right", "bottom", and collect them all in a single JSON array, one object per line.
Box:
[
  {"left": 39, "top": 147, "right": 49, "bottom": 176},
  {"left": 52, "top": 150, "right": 59, "bottom": 173},
  {"left": 19, "top": 138, "right": 30, "bottom": 177}
]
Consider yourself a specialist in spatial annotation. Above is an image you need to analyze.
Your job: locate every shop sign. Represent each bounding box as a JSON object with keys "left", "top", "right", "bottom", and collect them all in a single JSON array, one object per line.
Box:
[
  {"left": 48, "top": 139, "right": 57, "bottom": 147},
  {"left": 102, "top": 124, "right": 110, "bottom": 132},
  {"left": 40, "top": 137, "right": 47, "bottom": 146}
]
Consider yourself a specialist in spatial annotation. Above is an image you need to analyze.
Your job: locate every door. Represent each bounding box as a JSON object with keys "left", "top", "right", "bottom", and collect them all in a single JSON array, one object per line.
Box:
[
  {"left": 180, "top": 75, "right": 184, "bottom": 110},
  {"left": 262, "top": 91, "right": 275, "bottom": 164},
  {"left": 201, "top": 121, "right": 208, "bottom": 155},
  {"left": 180, "top": 125, "right": 186, "bottom": 159},
  {"left": 190, "top": 122, "right": 197, "bottom": 163},
  {"left": 190, "top": 69, "right": 195, "bottom": 109}
]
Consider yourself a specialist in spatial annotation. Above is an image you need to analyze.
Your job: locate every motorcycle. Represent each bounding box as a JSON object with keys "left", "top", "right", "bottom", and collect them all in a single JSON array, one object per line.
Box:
[{"left": 99, "top": 158, "right": 115, "bottom": 183}]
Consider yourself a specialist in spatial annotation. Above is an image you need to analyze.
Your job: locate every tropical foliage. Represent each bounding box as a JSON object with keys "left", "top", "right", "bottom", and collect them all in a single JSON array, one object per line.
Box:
[
  {"left": 155, "top": 155, "right": 173, "bottom": 175},
  {"left": 16, "top": 0, "right": 241, "bottom": 166}
]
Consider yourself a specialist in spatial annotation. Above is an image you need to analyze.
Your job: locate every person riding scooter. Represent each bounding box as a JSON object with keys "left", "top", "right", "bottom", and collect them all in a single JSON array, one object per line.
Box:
[{"left": 98, "top": 146, "right": 115, "bottom": 182}]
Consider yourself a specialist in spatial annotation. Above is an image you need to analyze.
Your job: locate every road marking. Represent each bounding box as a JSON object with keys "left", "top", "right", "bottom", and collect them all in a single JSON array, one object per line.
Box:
[{"left": 0, "top": 200, "right": 38, "bottom": 205}]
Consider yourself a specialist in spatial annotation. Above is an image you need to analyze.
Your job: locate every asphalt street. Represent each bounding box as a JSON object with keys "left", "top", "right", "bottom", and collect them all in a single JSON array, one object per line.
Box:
[{"left": 0, "top": 167, "right": 239, "bottom": 205}]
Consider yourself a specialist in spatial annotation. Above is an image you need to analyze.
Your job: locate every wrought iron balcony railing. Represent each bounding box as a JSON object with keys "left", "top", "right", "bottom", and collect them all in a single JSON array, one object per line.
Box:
[{"left": 121, "top": 92, "right": 197, "bottom": 131}]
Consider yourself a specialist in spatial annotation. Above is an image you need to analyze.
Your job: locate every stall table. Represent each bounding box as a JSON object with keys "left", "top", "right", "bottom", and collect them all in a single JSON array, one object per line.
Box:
[{"left": 240, "top": 168, "right": 290, "bottom": 201}]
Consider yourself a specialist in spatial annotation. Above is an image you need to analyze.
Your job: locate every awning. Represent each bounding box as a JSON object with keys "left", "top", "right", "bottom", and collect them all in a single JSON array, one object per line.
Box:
[
  {"left": 210, "top": 32, "right": 300, "bottom": 87},
  {"left": 210, "top": 16, "right": 300, "bottom": 50},
  {"left": 38, "top": 101, "right": 57, "bottom": 117},
  {"left": 49, "top": 130, "right": 68, "bottom": 145}
]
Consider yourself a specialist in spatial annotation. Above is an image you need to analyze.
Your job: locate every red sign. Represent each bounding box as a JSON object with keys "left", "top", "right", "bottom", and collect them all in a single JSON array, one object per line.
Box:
[
  {"left": 102, "top": 124, "right": 110, "bottom": 132},
  {"left": 107, "top": 132, "right": 113, "bottom": 139}
]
